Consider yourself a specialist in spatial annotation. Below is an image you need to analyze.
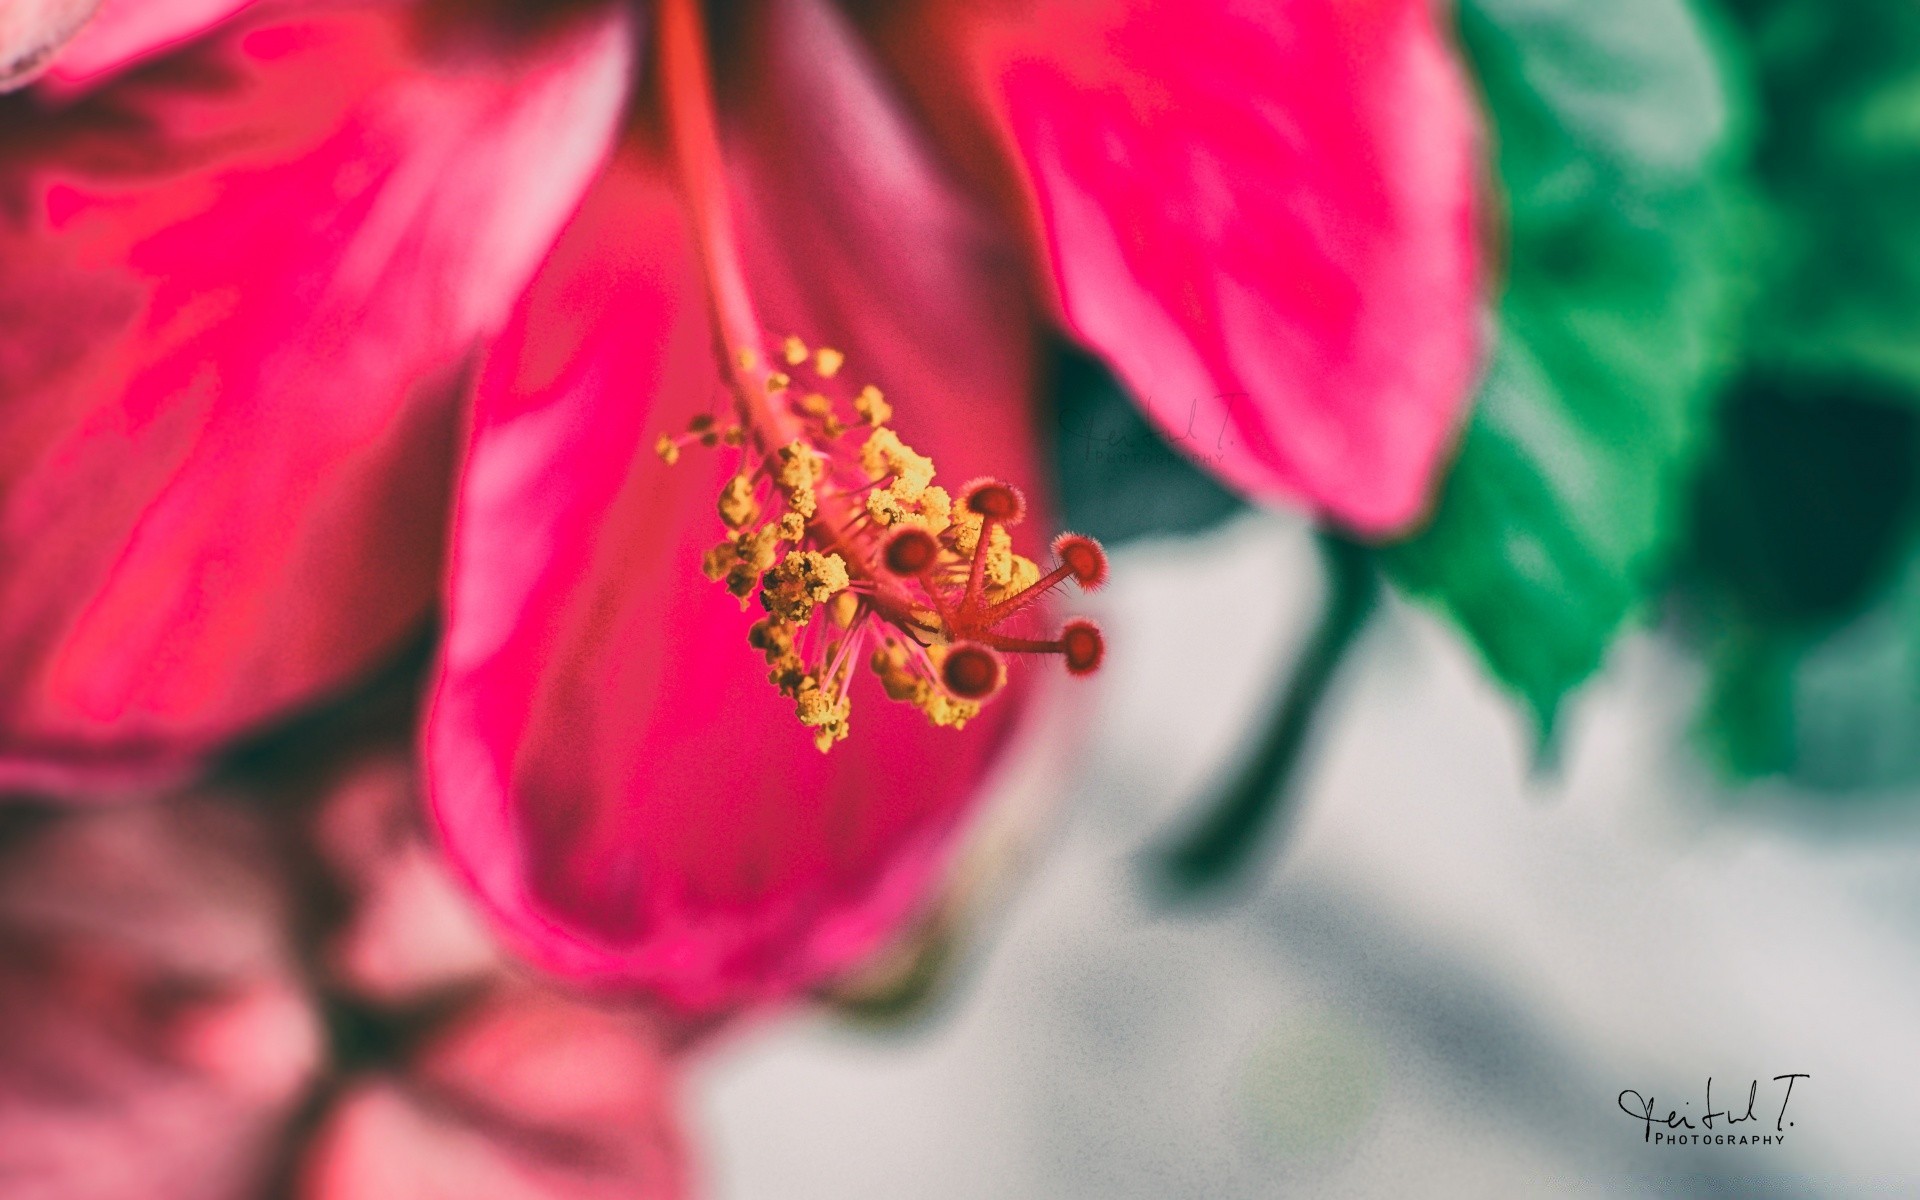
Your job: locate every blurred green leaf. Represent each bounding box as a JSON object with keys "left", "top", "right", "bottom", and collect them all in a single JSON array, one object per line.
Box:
[
  {"left": 1771, "top": 559, "right": 1920, "bottom": 790},
  {"left": 1721, "top": 0, "right": 1920, "bottom": 391},
  {"left": 1696, "top": 557, "right": 1920, "bottom": 791},
  {"left": 1686, "top": 373, "right": 1920, "bottom": 628},
  {"left": 1383, "top": 0, "right": 1750, "bottom": 731},
  {"left": 1049, "top": 340, "right": 1245, "bottom": 546},
  {"left": 1670, "top": 1, "right": 1920, "bottom": 786},
  {"left": 1683, "top": 375, "right": 1920, "bottom": 786}
]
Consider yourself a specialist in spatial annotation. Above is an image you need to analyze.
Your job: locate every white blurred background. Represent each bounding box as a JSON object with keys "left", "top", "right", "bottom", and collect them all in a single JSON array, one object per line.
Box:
[{"left": 693, "top": 513, "right": 1920, "bottom": 1197}]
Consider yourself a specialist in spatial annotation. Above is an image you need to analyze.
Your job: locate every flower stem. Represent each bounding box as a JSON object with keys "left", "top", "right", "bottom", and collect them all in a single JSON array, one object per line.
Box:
[{"left": 1148, "top": 532, "right": 1378, "bottom": 900}]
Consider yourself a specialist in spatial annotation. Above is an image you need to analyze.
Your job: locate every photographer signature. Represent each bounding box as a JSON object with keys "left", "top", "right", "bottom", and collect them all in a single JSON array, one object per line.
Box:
[
  {"left": 1617, "top": 1075, "right": 1809, "bottom": 1144},
  {"left": 1069, "top": 393, "right": 1246, "bottom": 465}
]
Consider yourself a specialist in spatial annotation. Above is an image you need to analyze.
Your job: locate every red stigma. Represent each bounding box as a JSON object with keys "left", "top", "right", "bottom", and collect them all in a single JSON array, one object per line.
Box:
[
  {"left": 882, "top": 527, "right": 939, "bottom": 576},
  {"left": 961, "top": 479, "right": 1025, "bottom": 524},
  {"left": 942, "top": 643, "right": 1005, "bottom": 699},
  {"left": 1051, "top": 534, "right": 1108, "bottom": 591},
  {"left": 1060, "top": 620, "right": 1104, "bottom": 675}
]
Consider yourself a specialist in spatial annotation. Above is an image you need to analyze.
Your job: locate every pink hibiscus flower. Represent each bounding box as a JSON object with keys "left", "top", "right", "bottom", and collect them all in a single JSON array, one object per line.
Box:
[
  {"left": 0, "top": 738, "right": 690, "bottom": 1199},
  {"left": 0, "top": 0, "right": 1482, "bottom": 1015}
]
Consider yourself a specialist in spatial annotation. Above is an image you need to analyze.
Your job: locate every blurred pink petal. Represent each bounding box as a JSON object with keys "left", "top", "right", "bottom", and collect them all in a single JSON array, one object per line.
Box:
[
  {"left": 0, "top": 798, "right": 323, "bottom": 1199},
  {"left": 299, "top": 988, "right": 691, "bottom": 1200},
  {"left": 0, "top": 3, "right": 631, "bottom": 795},
  {"left": 311, "top": 756, "right": 501, "bottom": 1005},
  {"left": 40, "top": 0, "right": 254, "bottom": 89},
  {"left": 303, "top": 755, "right": 695, "bottom": 1196},
  {"left": 870, "top": 0, "right": 1484, "bottom": 534},
  {"left": 428, "top": 0, "right": 1046, "bottom": 1013},
  {"left": 0, "top": 0, "right": 102, "bottom": 90},
  {"left": 726, "top": 0, "right": 1048, "bottom": 483}
]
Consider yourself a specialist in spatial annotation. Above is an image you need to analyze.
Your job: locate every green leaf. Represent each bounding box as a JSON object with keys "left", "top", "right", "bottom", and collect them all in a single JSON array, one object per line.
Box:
[
  {"left": 1770, "top": 564, "right": 1920, "bottom": 791},
  {"left": 1668, "top": 1, "right": 1920, "bottom": 785},
  {"left": 1695, "top": 556, "right": 1920, "bottom": 792},
  {"left": 1719, "top": 0, "right": 1920, "bottom": 391},
  {"left": 1382, "top": 0, "right": 1750, "bottom": 730},
  {"left": 1686, "top": 372, "right": 1920, "bottom": 629},
  {"left": 1049, "top": 339, "right": 1245, "bottom": 546},
  {"left": 1681, "top": 374, "right": 1920, "bottom": 787}
]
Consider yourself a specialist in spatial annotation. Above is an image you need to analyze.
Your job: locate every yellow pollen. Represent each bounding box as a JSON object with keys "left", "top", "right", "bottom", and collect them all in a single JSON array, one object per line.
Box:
[
  {"left": 920, "top": 691, "right": 979, "bottom": 729},
  {"left": 871, "top": 641, "right": 922, "bottom": 702},
  {"left": 747, "top": 618, "right": 794, "bottom": 659},
  {"left": 774, "top": 440, "right": 823, "bottom": 519},
  {"left": 663, "top": 336, "right": 1098, "bottom": 751},
  {"left": 860, "top": 428, "right": 936, "bottom": 513},
  {"left": 870, "top": 640, "right": 979, "bottom": 728},
  {"left": 854, "top": 384, "right": 891, "bottom": 426},
  {"left": 944, "top": 511, "right": 1032, "bottom": 598},
  {"left": 761, "top": 549, "right": 849, "bottom": 623},
  {"left": 792, "top": 680, "right": 851, "bottom": 752},
  {"left": 949, "top": 507, "right": 983, "bottom": 555},
  {"left": 654, "top": 434, "right": 680, "bottom": 465},
  {"left": 718, "top": 473, "right": 759, "bottom": 528},
  {"left": 702, "top": 528, "right": 779, "bottom": 607},
  {"left": 767, "top": 653, "right": 807, "bottom": 696},
  {"left": 1009, "top": 552, "right": 1041, "bottom": 590},
  {"left": 868, "top": 482, "right": 951, "bottom": 533},
  {"left": 793, "top": 386, "right": 844, "bottom": 440},
  {"left": 861, "top": 427, "right": 935, "bottom": 530},
  {"left": 794, "top": 684, "right": 836, "bottom": 725}
]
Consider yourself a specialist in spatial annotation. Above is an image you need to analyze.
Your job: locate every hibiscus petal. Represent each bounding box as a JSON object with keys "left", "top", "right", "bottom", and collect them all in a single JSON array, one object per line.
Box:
[
  {"left": 299, "top": 987, "right": 691, "bottom": 1200},
  {"left": 428, "top": 0, "right": 1049, "bottom": 1012},
  {"left": 0, "top": 3, "right": 632, "bottom": 795},
  {"left": 297, "top": 750, "right": 693, "bottom": 1199},
  {"left": 310, "top": 754, "right": 501, "bottom": 1006},
  {"left": 0, "top": 796, "right": 323, "bottom": 1199},
  {"left": 40, "top": 0, "right": 254, "bottom": 90},
  {"left": 863, "top": 0, "right": 1485, "bottom": 534},
  {"left": 0, "top": 0, "right": 102, "bottom": 90}
]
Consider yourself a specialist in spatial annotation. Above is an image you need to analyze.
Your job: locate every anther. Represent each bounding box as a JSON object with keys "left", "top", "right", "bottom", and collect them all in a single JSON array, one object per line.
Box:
[
  {"left": 853, "top": 385, "right": 890, "bottom": 425},
  {"left": 718, "top": 474, "right": 759, "bottom": 528}
]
